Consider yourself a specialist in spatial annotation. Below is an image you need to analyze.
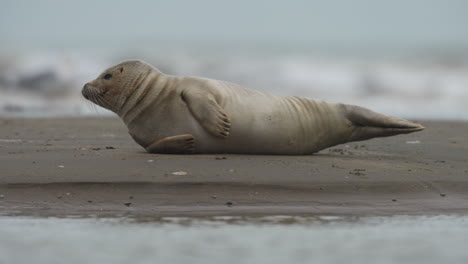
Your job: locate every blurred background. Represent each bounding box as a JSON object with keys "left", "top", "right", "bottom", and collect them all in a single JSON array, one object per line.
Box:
[{"left": 1, "top": 0, "right": 467, "bottom": 120}]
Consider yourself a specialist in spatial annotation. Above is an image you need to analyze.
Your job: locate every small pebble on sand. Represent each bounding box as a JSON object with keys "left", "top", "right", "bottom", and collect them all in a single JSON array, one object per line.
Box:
[
  {"left": 124, "top": 202, "right": 132, "bottom": 207},
  {"left": 172, "top": 171, "right": 188, "bottom": 176}
]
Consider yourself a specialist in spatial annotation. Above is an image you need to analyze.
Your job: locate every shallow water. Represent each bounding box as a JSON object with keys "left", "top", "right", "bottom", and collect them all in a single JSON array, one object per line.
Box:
[{"left": 1, "top": 215, "right": 467, "bottom": 264}]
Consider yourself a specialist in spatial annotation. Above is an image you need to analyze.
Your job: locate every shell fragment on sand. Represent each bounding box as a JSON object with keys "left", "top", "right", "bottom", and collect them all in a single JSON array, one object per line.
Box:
[
  {"left": 406, "top": 140, "right": 421, "bottom": 144},
  {"left": 171, "top": 171, "right": 188, "bottom": 176}
]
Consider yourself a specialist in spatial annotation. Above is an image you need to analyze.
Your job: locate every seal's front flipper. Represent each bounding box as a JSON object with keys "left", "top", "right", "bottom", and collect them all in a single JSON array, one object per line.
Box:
[
  {"left": 146, "top": 134, "right": 196, "bottom": 154},
  {"left": 342, "top": 104, "right": 425, "bottom": 142},
  {"left": 181, "top": 87, "right": 231, "bottom": 138}
]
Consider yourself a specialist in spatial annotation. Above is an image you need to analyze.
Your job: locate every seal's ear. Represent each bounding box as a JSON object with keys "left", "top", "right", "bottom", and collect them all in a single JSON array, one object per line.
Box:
[{"left": 120, "top": 67, "right": 124, "bottom": 73}]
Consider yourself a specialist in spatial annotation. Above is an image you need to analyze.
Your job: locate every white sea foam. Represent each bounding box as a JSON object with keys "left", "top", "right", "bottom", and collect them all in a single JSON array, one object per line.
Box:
[{"left": 1, "top": 52, "right": 467, "bottom": 120}]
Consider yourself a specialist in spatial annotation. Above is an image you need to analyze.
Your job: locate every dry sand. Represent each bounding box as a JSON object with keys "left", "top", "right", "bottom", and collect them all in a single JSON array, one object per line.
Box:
[{"left": 0, "top": 118, "right": 467, "bottom": 218}]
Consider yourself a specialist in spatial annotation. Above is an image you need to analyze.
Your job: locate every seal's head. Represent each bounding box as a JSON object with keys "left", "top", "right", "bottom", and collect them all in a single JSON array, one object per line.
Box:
[{"left": 82, "top": 60, "right": 156, "bottom": 114}]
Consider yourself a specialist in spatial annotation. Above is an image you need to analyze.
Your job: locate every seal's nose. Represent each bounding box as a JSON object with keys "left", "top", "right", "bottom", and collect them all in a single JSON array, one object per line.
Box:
[{"left": 82, "top": 83, "right": 89, "bottom": 100}]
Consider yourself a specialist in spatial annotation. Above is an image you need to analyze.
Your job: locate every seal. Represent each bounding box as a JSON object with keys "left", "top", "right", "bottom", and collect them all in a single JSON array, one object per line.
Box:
[{"left": 82, "top": 60, "right": 424, "bottom": 154}]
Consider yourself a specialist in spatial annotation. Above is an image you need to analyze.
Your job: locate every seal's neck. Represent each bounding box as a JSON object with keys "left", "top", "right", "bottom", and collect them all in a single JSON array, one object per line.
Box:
[{"left": 118, "top": 70, "right": 171, "bottom": 125}]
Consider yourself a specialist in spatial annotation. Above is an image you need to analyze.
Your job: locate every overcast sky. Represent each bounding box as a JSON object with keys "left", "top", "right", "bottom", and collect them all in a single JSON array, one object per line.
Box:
[{"left": 1, "top": 0, "right": 467, "bottom": 54}]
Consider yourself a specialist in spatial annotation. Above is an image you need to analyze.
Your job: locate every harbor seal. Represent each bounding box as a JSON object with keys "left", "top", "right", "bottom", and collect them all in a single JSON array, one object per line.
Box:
[{"left": 82, "top": 60, "right": 424, "bottom": 154}]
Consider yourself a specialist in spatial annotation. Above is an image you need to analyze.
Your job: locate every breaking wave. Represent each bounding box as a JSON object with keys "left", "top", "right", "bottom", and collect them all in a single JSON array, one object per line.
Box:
[{"left": 1, "top": 51, "right": 467, "bottom": 120}]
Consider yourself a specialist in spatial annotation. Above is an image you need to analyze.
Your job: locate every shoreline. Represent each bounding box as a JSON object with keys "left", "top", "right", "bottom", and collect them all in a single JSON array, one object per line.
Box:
[{"left": 1, "top": 118, "right": 467, "bottom": 217}]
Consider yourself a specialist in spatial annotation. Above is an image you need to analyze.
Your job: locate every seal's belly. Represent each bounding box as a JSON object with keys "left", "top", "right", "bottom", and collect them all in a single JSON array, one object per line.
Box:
[
  {"left": 129, "top": 93, "right": 347, "bottom": 154},
  {"left": 201, "top": 95, "right": 347, "bottom": 154}
]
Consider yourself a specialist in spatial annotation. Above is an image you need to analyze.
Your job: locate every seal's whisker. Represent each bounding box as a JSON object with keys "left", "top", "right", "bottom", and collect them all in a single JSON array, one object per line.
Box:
[
  {"left": 90, "top": 99, "right": 99, "bottom": 114},
  {"left": 93, "top": 94, "right": 104, "bottom": 109},
  {"left": 96, "top": 94, "right": 112, "bottom": 110},
  {"left": 94, "top": 97, "right": 108, "bottom": 119},
  {"left": 82, "top": 92, "right": 97, "bottom": 113},
  {"left": 80, "top": 93, "right": 93, "bottom": 111},
  {"left": 89, "top": 93, "right": 102, "bottom": 114}
]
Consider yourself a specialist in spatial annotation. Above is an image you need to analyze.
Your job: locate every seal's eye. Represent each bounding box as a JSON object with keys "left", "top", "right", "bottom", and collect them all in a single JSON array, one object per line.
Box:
[{"left": 103, "top": 73, "right": 112, "bottom": 80}]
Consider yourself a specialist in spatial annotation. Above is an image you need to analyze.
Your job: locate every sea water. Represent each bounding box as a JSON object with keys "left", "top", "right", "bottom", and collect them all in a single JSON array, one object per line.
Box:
[
  {"left": 1, "top": 51, "right": 467, "bottom": 120},
  {"left": 0, "top": 215, "right": 467, "bottom": 264}
]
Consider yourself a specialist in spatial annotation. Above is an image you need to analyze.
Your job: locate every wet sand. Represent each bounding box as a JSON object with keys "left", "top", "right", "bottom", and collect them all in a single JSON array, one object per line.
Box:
[{"left": 0, "top": 118, "right": 467, "bottom": 217}]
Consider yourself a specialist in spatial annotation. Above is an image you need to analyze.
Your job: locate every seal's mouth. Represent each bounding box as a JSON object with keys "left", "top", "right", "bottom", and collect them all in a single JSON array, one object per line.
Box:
[
  {"left": 82, "top": 83, "right": 114, "bottom": 112},
  {"left": 82, "top": 83, "right": 103, "bottom": 104},
  {"left": 82, "top": 83, "right": 109, "bottom": 98},
  {"left": 81, "top": 83, "right": 93, "bottom": 101},
  {"left": 82, "top": 87, "right": 90, "bottom": 100}
]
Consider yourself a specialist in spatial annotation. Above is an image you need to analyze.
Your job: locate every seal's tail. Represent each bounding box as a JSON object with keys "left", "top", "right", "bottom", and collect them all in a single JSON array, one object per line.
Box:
[{"left": 342, "top": 104, "right": 425, "bottom": 142}]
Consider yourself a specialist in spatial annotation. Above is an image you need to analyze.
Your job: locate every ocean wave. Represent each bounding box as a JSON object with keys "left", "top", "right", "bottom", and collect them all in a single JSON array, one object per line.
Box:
[{"left": 1, "top": 52, "right": 467, "bottom": 120}]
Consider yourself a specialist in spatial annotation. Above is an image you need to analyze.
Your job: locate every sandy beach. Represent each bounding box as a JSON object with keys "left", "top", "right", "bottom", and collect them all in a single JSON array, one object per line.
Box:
[{"left": 0, "top": 117, "right": 467, "bottom": 218}]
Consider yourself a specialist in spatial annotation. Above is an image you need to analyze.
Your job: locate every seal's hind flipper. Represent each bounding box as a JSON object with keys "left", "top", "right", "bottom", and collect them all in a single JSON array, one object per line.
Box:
[
  {"left": 181, "top": 87, "right": 231, "bottom": 138},
  {"left": 342, "top": 104, "right": 425, "bottom": 142},
  {"left": 146, "top": 134, "right": 196, "bottom": 154}
]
